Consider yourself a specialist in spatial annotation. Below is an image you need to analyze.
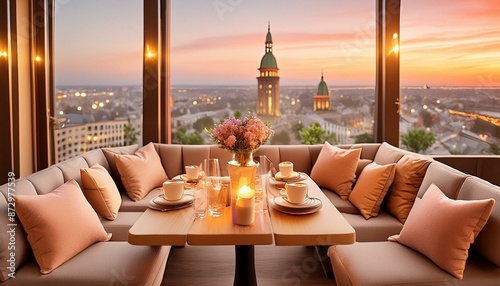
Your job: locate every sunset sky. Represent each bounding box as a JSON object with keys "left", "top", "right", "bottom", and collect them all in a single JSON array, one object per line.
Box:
[{"left": 55, "top": 0, "right": 500, "bottom": 87}]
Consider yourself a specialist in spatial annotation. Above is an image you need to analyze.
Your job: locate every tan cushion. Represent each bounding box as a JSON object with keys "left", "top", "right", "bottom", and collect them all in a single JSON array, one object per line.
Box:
[
  {"left": 11, "top": 242, "right": 170, "bottom": 286},
  {"left": 342, "top": 212, "right": 403, "bottom": 242},
  {"left": 115, "top": 143, "right": 168, "bottom": 201},
  {"left": 349, "top": 162, "right": 396, "bottom": 219},
  {"left": 15, "top": 180, "right": 111, "bottom": 274},
  {"left": 329, "top": 242, "right": 500, "bottom": 285},
  {"left": 385, "top": 155, "right": 431, "bottom": 223},
  {"left": 310, "top": 142, "right": 361, "bottom": 200},
  {"left": 80, "top": 164, "right": 122, "bottom": 220},
  {"left": 389, "top": 184, "right": 495, "bottom": 279}
]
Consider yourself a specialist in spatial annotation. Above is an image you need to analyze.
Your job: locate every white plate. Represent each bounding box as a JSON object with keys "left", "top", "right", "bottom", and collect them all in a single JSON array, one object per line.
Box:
[{"left": 152, "top": 194, "right": 194, "bottom": 206}]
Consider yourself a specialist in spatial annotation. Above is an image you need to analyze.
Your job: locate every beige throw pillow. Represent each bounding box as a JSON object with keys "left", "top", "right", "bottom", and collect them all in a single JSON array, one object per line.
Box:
[
  {"left": 81, "top": 164, "right": 122, "bottom": 220},
  {"left": 389, "top": 184, "right": 494, "bottom": 279},
  {"left": 385, "top": 155, "right": 431, "bottom": 223},
  {"left": 310, "top": 142, "right": 361, "bottom": 200},
  {"left": 15, "top": 180, "right": 111, "bottom": 274},
  {"left": 115, "top": 143, "right": 168, "bottom": 201},
  {"left": 349, "top": 162, "right": 396, "bottom": 219}
]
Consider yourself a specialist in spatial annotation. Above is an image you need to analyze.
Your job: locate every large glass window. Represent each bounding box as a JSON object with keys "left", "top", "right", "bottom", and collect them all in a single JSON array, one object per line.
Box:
[
  {"left": 54, "top": 0, "right": 143, "bottom": 162},
  {"left": 170, "top": 1, "right": 375, "bottom": 145},
  {"left": 400, "top": 0, "right": 500, "bottom": 155}
]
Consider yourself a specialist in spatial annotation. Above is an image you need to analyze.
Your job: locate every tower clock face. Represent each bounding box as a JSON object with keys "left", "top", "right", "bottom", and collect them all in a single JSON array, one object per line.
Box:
[{"left": 268, "top": 84, "right": 272, "bottom": 88}]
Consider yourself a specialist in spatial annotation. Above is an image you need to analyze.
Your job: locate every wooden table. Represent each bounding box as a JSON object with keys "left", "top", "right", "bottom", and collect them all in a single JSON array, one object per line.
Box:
[
  {"left": 129, "top": 203, "right": 273, "bottom": 285},
  {"left": 128, "top": 176, "right": 355, "bottom": 285}
]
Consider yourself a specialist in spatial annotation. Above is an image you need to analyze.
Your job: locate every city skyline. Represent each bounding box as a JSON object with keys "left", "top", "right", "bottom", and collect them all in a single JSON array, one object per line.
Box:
[{"left": 55, "top": 0, "right": 500, "bottom": 87}]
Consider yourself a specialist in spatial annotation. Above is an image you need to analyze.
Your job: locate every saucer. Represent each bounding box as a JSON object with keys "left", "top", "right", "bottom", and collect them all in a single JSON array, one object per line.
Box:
[
  {"left": 152, "top": 194, "right": 194, "bottom": 206},
  {"left": 271, "top": 172, "right": 307, "bottom": 183},
  {"left": 180, "top": 174, "right": 200, "bottom": 183},
  {"left": 274, "top": 197, "right": 322, "bottom": 209},
  {"left": 271, "top": 197, "right": 322, "bottom": 215},
  {"left": 275, "top": 171, "right": 300, "bottom": 180}
]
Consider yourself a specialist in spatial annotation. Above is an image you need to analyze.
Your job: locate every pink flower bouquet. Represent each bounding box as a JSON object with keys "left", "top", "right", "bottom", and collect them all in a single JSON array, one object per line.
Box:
[{"left": 207, "top": 114, "right": 274, "bottom": 152}]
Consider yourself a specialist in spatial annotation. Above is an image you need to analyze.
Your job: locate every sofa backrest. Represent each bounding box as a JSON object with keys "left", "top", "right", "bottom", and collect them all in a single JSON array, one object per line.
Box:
[
  {"left": 373, "top": 142, "right": 410, "bottom": 165},
  {"left": 417, "top": 161, "right": 469, "bottom": 199},
  {"left": 457, "top": 176, "right": 500, "bottom": 268}
]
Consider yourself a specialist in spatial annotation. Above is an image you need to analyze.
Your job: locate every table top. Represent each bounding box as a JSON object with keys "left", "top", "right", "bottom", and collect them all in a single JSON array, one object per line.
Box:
[
  {"left": 267, "top": 177, "right": 356, "bottom": 246},
  {"left": 128, "top": 176, "right": 355, "bottom": 247}
]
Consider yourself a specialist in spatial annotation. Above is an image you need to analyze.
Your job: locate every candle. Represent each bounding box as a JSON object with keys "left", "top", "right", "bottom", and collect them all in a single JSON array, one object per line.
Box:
[
  {"left": 236, "top": 196, "right": 255, "bottom": 225},
  {"left": 235, "top": 185, "right": 255, "bottom": 225},
  {"left": 238, "top": 185, "right": 255, "bottom": 199}
]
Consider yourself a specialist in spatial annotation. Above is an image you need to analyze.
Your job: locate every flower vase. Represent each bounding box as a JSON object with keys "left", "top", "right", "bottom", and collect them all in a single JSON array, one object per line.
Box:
[{"left": 228, "top": 150, "right": 258, "bottom": 225}]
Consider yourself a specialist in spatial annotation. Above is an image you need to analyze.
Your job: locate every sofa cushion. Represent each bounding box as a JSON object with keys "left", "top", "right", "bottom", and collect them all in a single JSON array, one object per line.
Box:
[
  {"left": 323, "top": 188, "right": 359, "bottom": 214},
  {"left": 417, "top": 161, "right": 468, "bottom": 199},
  {"left": 26, "top": 166, "right": 65, "bottom": 195},
  {"left": 80, "top": 164, "right": 122, "bottom": 220},
  {"left": 329, "top": 241, "right": 500, "bottom": 286},
  {"left": 278, "top": 145, "right": 313, "bottom": 174},
  {"left": 389, "top": 184, "right": 494, "bottom": 279},
  {"left": 342, "top": 212, "right": 403, "bottom": 242},
  {"left": 100, "top": 212, "right": 143, "bottom": 241},
  {"left": 119, "top": 188, "right": 163, "bottom": 212},
  {"left": 310, "top": 142, "right": 361, "bottom": 200},
  {"left": 10, "top": 242, "right": 170, "bottom": 286},
  {"left": 15, "top": 180, "right": 111, "bottom": 274},
  {"left": 457, "top": 176, "right": 500, "bottom": 268},
  {"left": 373, "top": 142, "right": 408, "bottom": 165},
  {"left": 384, "top": 155, "right": 432, "bottom": 223},
  {"left": 102, "top": 144, "right": 138, "bottom": 192},
  {"left": 81, "top": 149, "right": 110, "bottom": 171},
  {"left": 56, "top": 156, "right": 89, "bottom": 187},
  {"left": 349, "top": 162, "right": 396, "bottom": 219},
  {"left": 115, "top": 143, "right": 168, "bottom": 201}
]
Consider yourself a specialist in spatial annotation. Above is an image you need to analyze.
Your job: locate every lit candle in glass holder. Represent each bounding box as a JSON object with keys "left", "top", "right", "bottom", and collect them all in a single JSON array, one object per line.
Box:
[{"left": 235, "top": 185, "right": 255, "bottom": 225}]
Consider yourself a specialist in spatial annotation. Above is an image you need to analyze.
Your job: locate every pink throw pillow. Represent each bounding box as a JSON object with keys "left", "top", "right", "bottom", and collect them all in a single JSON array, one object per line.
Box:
[
  {"left": 310, "top": 142, "right": 361, "bottom": 200},
  {"left": 389, "top": 184, "right": 494, "bottom": 279},
  {"left": 115, "top": 143, "right": 168, "bottom": 201},
  {"left": 15, "top": 180, "right": 111, "bottom": 274}
]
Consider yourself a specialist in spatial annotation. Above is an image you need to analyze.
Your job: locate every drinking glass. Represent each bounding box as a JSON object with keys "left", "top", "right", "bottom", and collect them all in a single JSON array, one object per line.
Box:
[
  {"left": 202, "top": 158, "right": 225, "bottom": 217},
  {"left": 192, "top": 181, "right": 207, "bottom": 219},
  {"left": 255, "top": 155, "right": 270, "bottom": 212}
]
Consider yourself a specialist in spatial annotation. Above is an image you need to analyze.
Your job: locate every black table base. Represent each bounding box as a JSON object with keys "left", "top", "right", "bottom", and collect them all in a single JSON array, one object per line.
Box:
[{"left": 234, "top": 245, "right": 257, "bottom": 286}]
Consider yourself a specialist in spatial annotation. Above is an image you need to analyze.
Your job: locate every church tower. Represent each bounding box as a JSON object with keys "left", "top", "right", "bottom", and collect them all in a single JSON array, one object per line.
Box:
[
  {"left": 314, "top": 72, "right": 330, "bottom": 111},
  {"left": 257, "top": 23, "right": 280, "bottom": 117}
]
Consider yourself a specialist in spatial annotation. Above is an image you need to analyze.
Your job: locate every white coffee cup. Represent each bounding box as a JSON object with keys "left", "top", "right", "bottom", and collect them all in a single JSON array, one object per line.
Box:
[
  {"left": 285, "top": 182, "right": 308, "bottom": 204},
  {"left": 163, "top": 181, "right": 184, "bottom": 201},
  {"left": 185, "top": 165, "right": 200, "bottom": 180},
  {"left": 279, "top": 161, "right": 294, "bottom": 177}
]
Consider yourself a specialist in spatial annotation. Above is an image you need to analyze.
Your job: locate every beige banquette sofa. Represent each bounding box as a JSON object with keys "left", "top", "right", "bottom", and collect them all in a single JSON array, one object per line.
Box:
[{"left": 0, "top": 142, "right": 498, "bottom": 285}]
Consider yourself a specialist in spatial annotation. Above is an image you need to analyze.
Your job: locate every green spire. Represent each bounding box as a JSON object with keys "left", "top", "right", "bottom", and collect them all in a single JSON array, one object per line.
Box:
[{"left": 317, "top": 72, "right": 329, "bottom": 95}]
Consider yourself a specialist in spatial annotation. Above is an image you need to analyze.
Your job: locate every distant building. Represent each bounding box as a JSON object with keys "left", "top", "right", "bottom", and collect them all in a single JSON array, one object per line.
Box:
[
  {"left": 55, "top": 119, "right": 127, "bottom": 163},
  {"left": 314, "top": 73, "right": 330, "bottom": 111},
  {"left": 257, "top": 23, "right": 280, "bottom": 117}
]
